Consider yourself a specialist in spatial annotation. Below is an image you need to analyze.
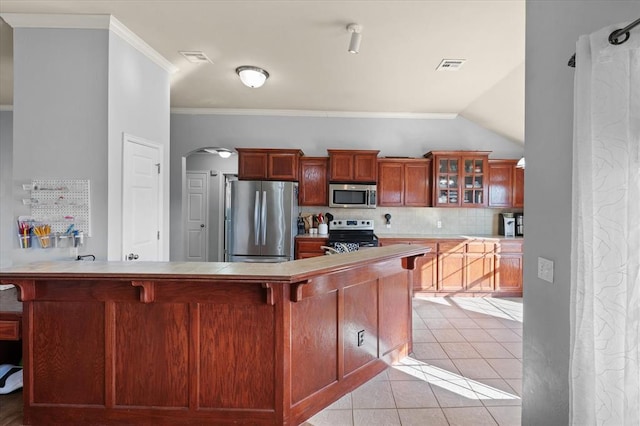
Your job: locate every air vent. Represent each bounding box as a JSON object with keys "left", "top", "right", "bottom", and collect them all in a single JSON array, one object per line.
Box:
[
  {"left": 436, "top": 59, "right": 466, "bottom": 71},
  {"left": 179, "top": 51, "right": 212, "bottom": 64}
]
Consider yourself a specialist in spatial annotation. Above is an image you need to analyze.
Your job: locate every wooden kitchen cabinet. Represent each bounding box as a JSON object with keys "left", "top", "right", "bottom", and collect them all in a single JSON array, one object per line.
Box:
[
  {"left": 379, "top": 237, "right": 522, "bottom": 297},
  {"left": 328, "top": 149, "right": 379, "bottom": 182},
  {"left": 495, "top": 240, "right": 523, "bottom": 294},
  {"left": 465, "top": 242, "right": 495, "bottom": 291},
  {"left": 236, "top": 148, "right": 303, "bottom": 181},
  {"left": 514, "top": 166, "right": 525, "bottom": 208},
  {"left": 295, "top": 237, "right": 329, "bottom": 259},
  {"left": 377, "top": 159, "right": 431, "bottom": 207},
  {"left": 488, "top": 159, "right": 525, "bottom": 208},
  {"left": 437, "top": 241, "right": 466, "bottom": 291},
  {"left": 379, "top": 239, "right": 437, "bottom": 291},
  {"left": 299, "top": 157, "right": 329, "bottom": 206},
  {"left": 425, "top": 151, "right": 490, "bottom": 207}
]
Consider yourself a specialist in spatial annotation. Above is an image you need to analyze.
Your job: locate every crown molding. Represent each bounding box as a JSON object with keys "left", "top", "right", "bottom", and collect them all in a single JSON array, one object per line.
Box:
[
  {"left": 0, "top": 13, "right": 178, "bottom": 74},
  {"left": 170, "top": 108, "right": 458, "bottom": 120}
]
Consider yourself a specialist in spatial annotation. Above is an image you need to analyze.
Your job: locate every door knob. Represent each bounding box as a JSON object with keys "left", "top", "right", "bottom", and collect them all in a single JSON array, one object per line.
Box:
[
  {"left": 127, "top": 253, "right": 139, "bottom": 260},
  {"left": 200, "top": 224, "right": 205, "bottom": 228}
]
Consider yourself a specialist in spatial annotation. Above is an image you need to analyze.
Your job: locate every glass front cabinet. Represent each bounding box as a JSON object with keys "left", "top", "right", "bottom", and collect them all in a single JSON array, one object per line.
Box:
[{"left": 425, "top": 151, "right": 490, "bottom": 207}]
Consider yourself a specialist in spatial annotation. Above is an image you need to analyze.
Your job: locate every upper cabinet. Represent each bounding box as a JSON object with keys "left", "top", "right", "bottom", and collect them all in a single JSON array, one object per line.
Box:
[
  {"left": 488, "top": 159, "right": 525, "bottom": 208},
  {"left": 327, "top": 149, "right": 379, "bottom": 182},
  {"left": 236, "top": 148, "right": 303, "bottom": 181},
  {"left": 298, "top": 157, "right": 329, "bottom": 206},
  {"left": 378, "top": 158, "right": 431, "bottom": 207},
  {"left": 425, "top": 151, "right": 490, "bottom": 207}
]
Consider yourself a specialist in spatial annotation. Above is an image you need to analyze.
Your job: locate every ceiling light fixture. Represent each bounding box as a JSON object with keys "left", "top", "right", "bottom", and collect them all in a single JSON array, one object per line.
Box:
[
  {"left": 203, "top": 148, "right": 234, "bottom": 158},
  {"left": 347, "top": 23, "right": 362, "bottom": 54},
  {"left": 236, "top": 66, "right": 269, "bottom": 88}
]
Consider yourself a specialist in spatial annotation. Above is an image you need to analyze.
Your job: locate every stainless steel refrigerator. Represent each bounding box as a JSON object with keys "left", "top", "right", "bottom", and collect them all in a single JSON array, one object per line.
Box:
[{"left": 226, "top": 180, "right": 298, "bottom": 262}]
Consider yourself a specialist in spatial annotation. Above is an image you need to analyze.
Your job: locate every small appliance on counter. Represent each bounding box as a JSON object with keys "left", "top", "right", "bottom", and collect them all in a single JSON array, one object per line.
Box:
[
  {"left": 515, "top": 213, "right": 524, "bottom": 236},
  {"left": 498, "top": 213, "right": 520, "bottom": 237}
]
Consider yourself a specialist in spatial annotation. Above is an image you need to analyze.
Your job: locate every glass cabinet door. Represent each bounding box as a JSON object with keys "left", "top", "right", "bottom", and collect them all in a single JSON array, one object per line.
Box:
[
  {"left": 437, "top": 158, "right": 459, "bottom": 205},
  {"left": 462, "top": 157, "right": 485, "bottom": 205}
]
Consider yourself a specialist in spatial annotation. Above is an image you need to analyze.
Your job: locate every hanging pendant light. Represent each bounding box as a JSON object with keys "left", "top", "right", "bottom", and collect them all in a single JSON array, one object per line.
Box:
[{"left": 236, "top": 66, "right": 269, "bottom": 88}]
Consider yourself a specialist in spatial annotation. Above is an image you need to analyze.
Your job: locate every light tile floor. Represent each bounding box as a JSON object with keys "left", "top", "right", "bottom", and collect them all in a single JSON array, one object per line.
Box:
[{"left": 303, "top": 296, "right": 523, "bottom": 426}]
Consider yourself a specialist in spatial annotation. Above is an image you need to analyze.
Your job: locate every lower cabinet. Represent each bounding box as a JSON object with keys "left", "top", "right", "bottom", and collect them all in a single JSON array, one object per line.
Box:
[
  {"left": 379, "top": 238, "right": 523, "bottom": 296},
  {"left": 295, "top": 237, "right": 329, "bottom": 259}
]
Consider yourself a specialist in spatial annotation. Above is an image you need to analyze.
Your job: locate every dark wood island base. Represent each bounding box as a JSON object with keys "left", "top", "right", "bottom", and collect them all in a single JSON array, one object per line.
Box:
[{"left": 0, "top": 245, "right": 428, "bottom": 425}]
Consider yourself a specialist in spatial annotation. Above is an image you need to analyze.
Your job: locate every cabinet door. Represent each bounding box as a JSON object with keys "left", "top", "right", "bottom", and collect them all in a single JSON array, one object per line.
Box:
[
  {"left": 495, "top": 254, "right": 523, "bottom": 292},
  {"left": 513, "top": 167, "right": 525, "bottom": 208},
  {"left": 353, "top": 153, "right": 378, "bottom": 182},
  {"left": 378, "top": 161, "right": 404, "bottom": 206},
  {"left": 404, "top": 161, "right": 430, "bottom": 207},
  {"left": 461, "top": 156, "right": 487, "bottom": 206},
  {"left": 415, "top": 253, "right": 437, "bottom": 292},
  {"left": 329, "top": 152, "right": 354, "bottom": 182},
  {"left": 437, "top": 241, "right": 465, "bottom": 291},
  {"left": 299, "top": 157, "right": 328, "bottom": 206},
  {"left": 238, "top": 151, "right": 268, "bottom": 180},
  {"left": 488, "top": 161, "right": 514, "bottom": 207},
  {"left": 295, "top": 238, "right": 328, "bottom": 259},
  {"left": 465, "top": 254, "right": 494, "bottom": 291},
  {"left": 268, "top": 152, "right": 299, "bottom": 181},
  {"left": 434, "top": 156, "right": 460, "bottom": 206}
]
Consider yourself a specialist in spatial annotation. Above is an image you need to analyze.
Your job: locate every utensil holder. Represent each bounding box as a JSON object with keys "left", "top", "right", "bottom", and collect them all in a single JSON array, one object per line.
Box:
[
  {"left": 318, "top": 224, "right": 328, "bottom": 235},
  {"left": 36, "top": 234, "right": 52, "bottom": 249},
  {"left": 18, "top": 235, "right": 31, "bottom": 249}
]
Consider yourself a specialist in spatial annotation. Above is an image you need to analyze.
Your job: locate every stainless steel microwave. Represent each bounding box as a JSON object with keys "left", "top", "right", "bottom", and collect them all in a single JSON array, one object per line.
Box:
[{"left": 329, "top": 183, "right": 377, "bottom": 209}]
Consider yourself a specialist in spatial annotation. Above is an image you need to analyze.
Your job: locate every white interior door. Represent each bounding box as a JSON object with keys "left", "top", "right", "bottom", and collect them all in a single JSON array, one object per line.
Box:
[
  {"left": 122, "top": 134, "right": 162, "bottom": 261},
  {"left": 185, "top": 171, "right": 208, "bottom": 261}
]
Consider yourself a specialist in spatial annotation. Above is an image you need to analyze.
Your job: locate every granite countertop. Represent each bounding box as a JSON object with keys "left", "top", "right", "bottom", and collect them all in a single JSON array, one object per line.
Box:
[
  {"left": 0, "top": 245, "right": 430, "bottom": 284},
  {"left": 375, "top": 234, "right": 524, "bottom": 240}
]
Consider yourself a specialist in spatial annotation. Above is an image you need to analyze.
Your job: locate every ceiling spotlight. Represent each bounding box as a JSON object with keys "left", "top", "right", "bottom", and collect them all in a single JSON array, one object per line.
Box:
[
  {"left": 236, "top": 66, "right": 269, "bottom": 88},
  {"left": 347, "top": 23, "right": 362, "bottom": 54}
]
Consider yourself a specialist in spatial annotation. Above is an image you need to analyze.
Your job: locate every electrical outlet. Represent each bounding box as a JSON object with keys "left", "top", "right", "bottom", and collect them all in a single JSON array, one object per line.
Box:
[
  {"left": 357, "top": 330, "right": 365, "bottom": 347},
  {"left": 437, "top": 220, "right": 442, "bottom": 229},
  {"left": 538, "top": 257, "right": 554, "bottom": 283}
]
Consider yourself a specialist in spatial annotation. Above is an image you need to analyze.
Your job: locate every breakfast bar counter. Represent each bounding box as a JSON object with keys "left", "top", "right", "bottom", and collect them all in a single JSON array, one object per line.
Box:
[{"left": 0, "top": 244, "right": 428, "bottom": 425}]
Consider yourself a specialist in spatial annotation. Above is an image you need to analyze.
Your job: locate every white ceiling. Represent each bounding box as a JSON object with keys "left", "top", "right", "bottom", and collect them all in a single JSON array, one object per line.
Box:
[{"left": 0, "top": 0, "right": 525, "bottom": 144}]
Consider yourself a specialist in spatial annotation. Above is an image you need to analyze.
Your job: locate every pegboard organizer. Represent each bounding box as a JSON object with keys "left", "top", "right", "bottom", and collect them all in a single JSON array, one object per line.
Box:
[{"left": 26, "top": 179, "right": 92, "bottom": 237}]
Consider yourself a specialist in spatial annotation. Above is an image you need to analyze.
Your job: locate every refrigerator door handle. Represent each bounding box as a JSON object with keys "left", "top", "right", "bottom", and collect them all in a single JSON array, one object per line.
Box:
[
  {"left": 254, "top": 190, "right": 260, "bottom": 245},
  {"left": 261, "top": 190, "right": 267, "bottom": 245}
]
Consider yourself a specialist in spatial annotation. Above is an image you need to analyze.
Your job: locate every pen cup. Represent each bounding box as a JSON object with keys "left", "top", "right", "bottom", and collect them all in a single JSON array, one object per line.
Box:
[
  {"left": 18, "top": 234, "right": 31, "bottom": 249},
  {"left": 37, "top": 234, "right": 52, "bottom": 249}
]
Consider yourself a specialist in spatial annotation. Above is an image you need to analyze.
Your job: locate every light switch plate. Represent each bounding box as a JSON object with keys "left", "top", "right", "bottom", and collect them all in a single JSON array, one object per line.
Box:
[{"left": 538, "top": 257, "right": 554, "bottom": 283}]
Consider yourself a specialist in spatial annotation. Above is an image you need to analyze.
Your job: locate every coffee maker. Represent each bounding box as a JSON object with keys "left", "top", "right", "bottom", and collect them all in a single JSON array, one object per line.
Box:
[
  {"left": 515, "top": 213, "right": 524, "bottom": 236},
  {"left": 498, "top": 213, "right": 516, "bottom": 237}
]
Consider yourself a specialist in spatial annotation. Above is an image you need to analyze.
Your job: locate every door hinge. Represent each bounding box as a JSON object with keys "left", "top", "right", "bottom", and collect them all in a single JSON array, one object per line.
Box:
[
  {"left": 155, "top": 163, "right": 161, "bottom": 174},
  {"left": 157, "top": 231, "right": 160, "bottom": 240}
]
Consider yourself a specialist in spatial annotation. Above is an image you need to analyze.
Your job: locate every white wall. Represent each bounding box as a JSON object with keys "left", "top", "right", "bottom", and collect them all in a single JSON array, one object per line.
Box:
[
  {"left": 2, "top": 20, "right": 172, "bottom": 265},
  {"left": 12, "top": 28, "right": 109, "bottom": 263},
  {"left": 0, "top": 110, "right": 13, "bottom": 267},
  {"left": 523, "top": 2, "right": 640, "bottom": 425},
  {"left": 170, "top": 113, "right": 524, "bottom": 260},
  {"left": 107, "top": 31, "right": 171, "bottom": 261}
]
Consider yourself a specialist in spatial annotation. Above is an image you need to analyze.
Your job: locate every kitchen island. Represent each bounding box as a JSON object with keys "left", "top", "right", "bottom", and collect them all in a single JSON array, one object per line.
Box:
[{"left": 0, "top": 244, "right": 428, "bottom": 425}]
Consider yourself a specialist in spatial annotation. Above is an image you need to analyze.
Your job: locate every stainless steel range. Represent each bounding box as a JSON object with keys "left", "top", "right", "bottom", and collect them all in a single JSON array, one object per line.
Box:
[{"left": 327, "top": 219, "right": 378, "bottom": 248}]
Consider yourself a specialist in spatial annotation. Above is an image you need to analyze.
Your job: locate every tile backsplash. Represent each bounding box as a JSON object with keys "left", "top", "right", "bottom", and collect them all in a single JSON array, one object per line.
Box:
[{"left": 299, "top": 207, "right": 522, "bottom": 236}]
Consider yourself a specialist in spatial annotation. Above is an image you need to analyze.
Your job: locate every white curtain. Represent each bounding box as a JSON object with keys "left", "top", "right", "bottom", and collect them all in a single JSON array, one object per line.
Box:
[{"left": 570, "top": 22, "right": 640, "bottom": 426}]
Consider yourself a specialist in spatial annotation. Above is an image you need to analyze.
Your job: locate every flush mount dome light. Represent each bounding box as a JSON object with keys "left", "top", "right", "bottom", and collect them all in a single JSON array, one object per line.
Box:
[
  {"left": 236, "top": 66, "right": 269, "bottom": 88},
  {"left": 202, "top": 148, "right": 235, "bottom": 158}
]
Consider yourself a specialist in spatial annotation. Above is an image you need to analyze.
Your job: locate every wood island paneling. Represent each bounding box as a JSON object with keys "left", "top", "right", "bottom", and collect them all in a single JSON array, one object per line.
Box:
[{"left": 0, "top": 245, "right": 427, "bottom": 426}]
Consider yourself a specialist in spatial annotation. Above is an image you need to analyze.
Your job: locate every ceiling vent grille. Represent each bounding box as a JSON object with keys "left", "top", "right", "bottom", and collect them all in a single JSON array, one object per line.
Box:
[
  {"left": 179, "top": 51, "right": 212, "bottom": 64},
  {"left": 436, "top": 59, "right": 466, "bottom": 71}
]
